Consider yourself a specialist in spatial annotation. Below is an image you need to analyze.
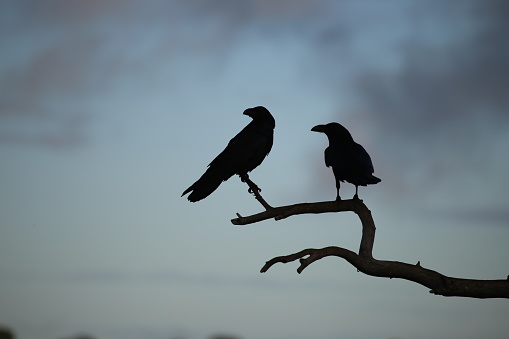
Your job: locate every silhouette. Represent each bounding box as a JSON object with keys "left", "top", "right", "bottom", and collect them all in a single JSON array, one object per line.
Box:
[
  {"left": 0, "top": 326, "right": 14, "bottom": 339},
  {"left": 182, "top": 106, "right": 275, "bottom": 202},
  {"left": 312, "top": 122, "right": 380, "bottom": 200}
]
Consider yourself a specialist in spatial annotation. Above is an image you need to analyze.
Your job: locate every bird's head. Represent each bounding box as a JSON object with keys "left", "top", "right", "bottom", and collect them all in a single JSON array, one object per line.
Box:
[
  {"left": 311, "top": 122, "right": 353, "bottom": 142},
  {"left": 243, "top": 106, "right": 275, "bottom": 128}
]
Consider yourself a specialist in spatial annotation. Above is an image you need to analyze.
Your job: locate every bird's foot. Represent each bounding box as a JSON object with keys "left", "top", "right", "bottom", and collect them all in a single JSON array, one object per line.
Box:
[
  {"left": 248, "top": 184, "right": 261, "bottom": 194},
  {"left": 335, "top": 196, "right": 342, "bottom": 202},
  {"left": 352, "top": 194, "right": 363, "bottom": 202},
  {"left": 239, "top": 174, "right": 261, "bottom": 194}
]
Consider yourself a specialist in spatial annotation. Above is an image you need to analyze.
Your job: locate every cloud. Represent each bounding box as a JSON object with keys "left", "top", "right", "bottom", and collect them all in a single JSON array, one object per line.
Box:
[
  {"left": 0, "top": 3, "right": 110, "bottom": 149},
  {"left": 0, "top": 109, "right": 90, "bottom": 149},
  {"left": 355, "top": 0, "right": 509, "bottom": 132},
  {"left": 0, "top": 1, "right": 266, "bottom": 149},
  {"left": 430, "top": 206, "right": 509, "bottom": 227},
  {"left": 322, "top": 1, "right": 509, "bottom": 208}
]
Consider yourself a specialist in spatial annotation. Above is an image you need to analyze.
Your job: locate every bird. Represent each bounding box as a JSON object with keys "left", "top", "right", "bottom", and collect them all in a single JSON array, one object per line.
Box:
[
  {"left": 182, "top": 106, "right": 275, "bottom": 202},
  {"left": 311, "top": 122, "right": 380, "bottom": 200}
]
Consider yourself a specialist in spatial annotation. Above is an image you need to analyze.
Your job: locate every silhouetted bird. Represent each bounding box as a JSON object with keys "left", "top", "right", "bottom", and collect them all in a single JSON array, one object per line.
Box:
[
  {"left": 182, "top": 106, "right": 275, "bottom": 202},
  {"left": 312, "top": 122, "right": 380, "bottom": 200}
]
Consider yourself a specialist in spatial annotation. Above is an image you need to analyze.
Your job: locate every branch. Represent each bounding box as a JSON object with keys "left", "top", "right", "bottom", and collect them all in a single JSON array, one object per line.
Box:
[
  {"left": 260, "top": 246, "right": 509, "bottom": 299},
  {"left": 233, "top": 199, "right": 375, "bottom": 257},
  {"left": 232, "top": 198, "right": 509, "bottom": 299}
]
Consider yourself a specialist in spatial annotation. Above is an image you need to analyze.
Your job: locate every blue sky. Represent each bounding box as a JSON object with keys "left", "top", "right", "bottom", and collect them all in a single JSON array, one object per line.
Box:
[{"left": 1, "top": 1, "right": 508, "bottom": 339}]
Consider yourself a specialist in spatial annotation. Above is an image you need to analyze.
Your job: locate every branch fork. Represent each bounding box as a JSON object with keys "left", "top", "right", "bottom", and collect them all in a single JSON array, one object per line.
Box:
[{"left": 234, "top": 180, "right": 509, "bottom": 299}]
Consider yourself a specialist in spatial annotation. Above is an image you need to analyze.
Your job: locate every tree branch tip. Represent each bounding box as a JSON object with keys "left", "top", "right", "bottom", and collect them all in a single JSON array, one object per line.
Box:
[
  {"left": 230, "top": 217, "right": 242, "bottom": 225},
  {"left": 429, "top": 289, "right": 442, "bottom": 296},
  {"left": 416, "top": 261, "right": 421, "bottom": 267},
  {"left": 274, "top": 215, "right": 284, "bottom": 221},
  {"left": 236, "top": 213, "right": 242, "bottom": 218}
]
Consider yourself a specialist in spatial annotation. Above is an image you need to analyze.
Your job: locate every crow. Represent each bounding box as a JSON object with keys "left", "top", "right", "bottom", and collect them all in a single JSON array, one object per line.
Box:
[
  {"left": 311, "top": 122, "right": 380, "bottom": 200},
  {"left": 182, "top": 106, "right": 275, "bottom": 202}
]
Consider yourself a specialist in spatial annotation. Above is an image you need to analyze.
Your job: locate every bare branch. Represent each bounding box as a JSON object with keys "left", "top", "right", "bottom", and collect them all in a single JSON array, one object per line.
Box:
[
  {"left": 260, "top": 246, "right": 509, "bottom": 299},
  {"left": 233, "top": 199, "right": 376, "bottom": 258},
  {"left": 232, "top": 200, "right": 358, "bottom": 224},
  {"left": 233, "top": 198, "right": 509, "bottom": 299},
  {"left": 261, "top": 246, "right": 358, "bottom": 274}
]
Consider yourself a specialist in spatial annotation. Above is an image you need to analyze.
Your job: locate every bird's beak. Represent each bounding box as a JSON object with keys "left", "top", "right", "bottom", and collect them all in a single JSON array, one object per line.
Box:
[
  {"left": 311, "top": 124, "right": 326, "bottom": 133},
  {"left": 243, "top": 109, "right": 252, "bottom": 118}
]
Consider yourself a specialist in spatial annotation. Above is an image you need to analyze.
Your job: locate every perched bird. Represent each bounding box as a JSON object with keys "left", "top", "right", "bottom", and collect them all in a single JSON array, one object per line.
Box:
[
  {"left": 182, "top": 106, "right": 275, "bottom": 202},
  {"left": 311, "top": 122, "right": 380, "bottom": 200}
]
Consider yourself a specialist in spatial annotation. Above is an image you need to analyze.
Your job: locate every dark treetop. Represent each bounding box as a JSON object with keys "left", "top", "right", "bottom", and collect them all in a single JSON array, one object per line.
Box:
[
  {"left": 312, "top": 122, "right": 380, "bottom": 200},
  {"left": 182, "top": 106, "right": 275, "bottom": 202}
]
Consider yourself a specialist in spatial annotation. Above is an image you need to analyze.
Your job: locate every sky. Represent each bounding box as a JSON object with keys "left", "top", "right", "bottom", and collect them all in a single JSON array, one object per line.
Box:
[{"left": 1, "top": 1, "right": 508, "bottom": 339}]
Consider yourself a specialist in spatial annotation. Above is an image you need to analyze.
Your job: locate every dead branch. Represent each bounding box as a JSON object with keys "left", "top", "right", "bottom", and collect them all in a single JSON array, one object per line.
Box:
[
  {"left": 239, "top": 175, "right": 273, "bottom": 210},
  {"left": 232, "top": 196, "right": 509, "bottom": 299}
]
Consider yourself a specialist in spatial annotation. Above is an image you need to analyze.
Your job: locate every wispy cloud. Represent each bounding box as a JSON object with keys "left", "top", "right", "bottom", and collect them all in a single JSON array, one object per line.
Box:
[
  {"left": 323, "top": 1, "right": 509, "bottom": 209},
  {"left": 429, "top": 206, "right": 509, "bottom": 227}
]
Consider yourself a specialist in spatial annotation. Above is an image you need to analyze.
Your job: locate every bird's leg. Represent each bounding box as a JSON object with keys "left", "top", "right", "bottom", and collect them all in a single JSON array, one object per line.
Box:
[
  {"left": 240, "top": 174, "right": 261, "bottom": 194},
  {"left": 335, "top": 179, "right": 341, "bottom": 201},
  {"left": 238, "top": 174, "right": 272, "bottom": 210},
  {"left": 353, "top": 185, "right": 360, "bottom": 200}
]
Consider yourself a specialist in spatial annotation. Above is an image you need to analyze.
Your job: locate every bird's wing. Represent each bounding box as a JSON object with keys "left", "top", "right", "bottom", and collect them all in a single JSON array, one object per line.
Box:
[
  {"left": 182, "top": 121, "right": 272, "bottom": 202},
  {"left": 208, "top": 121, "right": 272, "bottom": 172},
  {"left": 325, "top": 142, "right": 374, "bottom": 174},
  {"left": 350, "top": 142, "right": 375, "bottom": 173}
]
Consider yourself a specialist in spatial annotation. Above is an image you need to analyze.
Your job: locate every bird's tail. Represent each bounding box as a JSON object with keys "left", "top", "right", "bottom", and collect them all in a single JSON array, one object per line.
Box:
[
  {"left": 182, "top": 167, "right": 232, "bottom": 202},
  {"left": 369, "top": 175, "right": 381, "bottom": 184}
]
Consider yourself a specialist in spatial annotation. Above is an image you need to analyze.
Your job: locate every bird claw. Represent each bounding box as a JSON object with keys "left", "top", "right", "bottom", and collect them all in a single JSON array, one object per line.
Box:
[{"left": 248, "top": 185, "right": 261, "bottom": 194}]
